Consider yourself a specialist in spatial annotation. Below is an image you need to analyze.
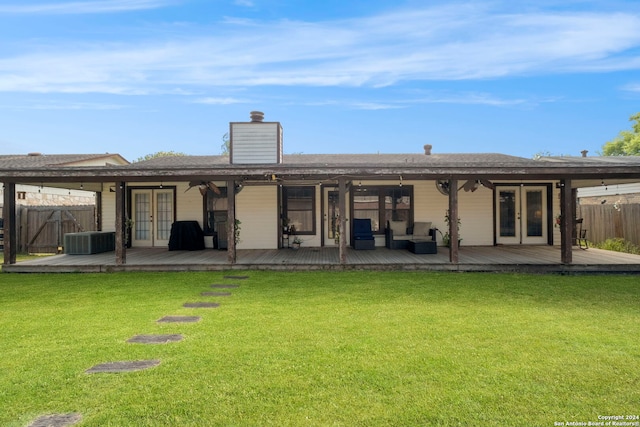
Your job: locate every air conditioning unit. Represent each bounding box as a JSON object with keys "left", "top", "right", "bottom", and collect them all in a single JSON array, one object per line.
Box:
[{"left": 64, "top": 232, "right": 115, "bottom": 254}]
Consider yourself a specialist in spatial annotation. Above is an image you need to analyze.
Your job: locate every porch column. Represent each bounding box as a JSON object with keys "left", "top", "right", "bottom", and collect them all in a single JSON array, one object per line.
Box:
[
  {"left": 338, "top": 177, "right": 347, "bottom": 265},
  {"left": 115, "top": 181, "right": 126, "bottom": 265},
  {"left": 2, "top": 181, "right": 17, "bottom": 265},
  {"left": 560, "top": 179, "right": 573, "bottom": 264},
  {"left": 227, "top": 179, "right": 236, "bottom": 264},
  {"left": 448, "top": 179, "right": 459, "bottom": 264}
]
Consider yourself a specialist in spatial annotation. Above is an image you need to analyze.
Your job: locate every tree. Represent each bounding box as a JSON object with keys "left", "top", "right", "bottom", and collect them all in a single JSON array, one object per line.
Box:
[
  {"left": 220, "top": 133, "right": 230, "bottom": 156},
  {"left": 134, "top": 151, "right": 186, "bottom": 162},
  {"left": 601, "top": 112, "right": 640, "bottom": 156}
]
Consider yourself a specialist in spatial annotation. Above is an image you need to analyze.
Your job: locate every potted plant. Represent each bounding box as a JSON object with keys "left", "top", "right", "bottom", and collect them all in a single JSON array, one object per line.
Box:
[
  {"left": 443, "top": 210, "right": 462, "bottom": 247},
  {"left": 291, "top": 236, "right": 303, "bottom": 250},
  {"left": 234, "top": 219, "right": 242, "bottom": 246}
]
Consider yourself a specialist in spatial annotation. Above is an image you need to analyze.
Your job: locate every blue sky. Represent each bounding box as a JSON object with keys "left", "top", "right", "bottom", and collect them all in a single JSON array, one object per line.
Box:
[{"left": 1, "top": 0, "right": 639, "bottom": 161}]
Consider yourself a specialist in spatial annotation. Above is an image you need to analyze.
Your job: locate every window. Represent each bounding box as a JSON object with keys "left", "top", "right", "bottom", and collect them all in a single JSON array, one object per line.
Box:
[
  {"left": 283, "top": 186, "right": 315, "bottom": 234},
  {"left": 352, "top": 186, "right": 412, "bottom": 233}
]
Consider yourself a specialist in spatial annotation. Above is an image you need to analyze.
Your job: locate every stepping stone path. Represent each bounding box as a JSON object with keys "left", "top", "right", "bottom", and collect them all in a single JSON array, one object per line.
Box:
[
  {"left": 86, "top": 360, "right": 160, "bottom": 374},
  {"left": 201, "top": 291, "right": 232, "bottom": 296},
  {"left": 127, "top": 334, "right": 183, "bottom": 344},
  {"left": 21, "top": 276, "right": 246, "bottom": 426},
  {"left": 28, "top": 413, "right": 82, "bottom": 427},
  {"left": 157, "top": 315, "right": 201, "bottom": 323},
  {"left": 183, "top": 302, "right": 220, "bottom": 308}
]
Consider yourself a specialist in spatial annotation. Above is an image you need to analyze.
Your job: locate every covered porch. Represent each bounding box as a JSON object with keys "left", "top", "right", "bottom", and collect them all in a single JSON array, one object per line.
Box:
[{"left": 5, "top": 245, "right": 640, "bottom": 273}]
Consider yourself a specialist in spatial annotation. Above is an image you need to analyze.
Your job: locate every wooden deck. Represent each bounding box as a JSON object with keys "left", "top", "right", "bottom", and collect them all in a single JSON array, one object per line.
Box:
[{"left": 5, "top": 245, "right": 640, "bottom": 273}]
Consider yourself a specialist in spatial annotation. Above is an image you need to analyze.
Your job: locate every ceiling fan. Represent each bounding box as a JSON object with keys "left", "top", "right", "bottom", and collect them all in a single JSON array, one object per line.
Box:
[
  {"left": 185, "top": 181, "right": 221, "bottom": 196},
  {"left": 436, "top": 179, "right": 494, "bottom": 195}
]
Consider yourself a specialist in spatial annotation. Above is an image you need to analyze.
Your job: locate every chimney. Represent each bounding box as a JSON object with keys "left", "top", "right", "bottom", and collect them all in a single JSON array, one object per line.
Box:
[
  {"left": 250, "top": 111, "right": 264, "bottom": 122},
  {"left": 581, "top": 150, "right": 588, "bottom": 158},
  {"left": 423, "top": 144, "right": 432, "bottom": 155},
  {"left": 230, "top": 111, "right": 283, "bottom": 164}
]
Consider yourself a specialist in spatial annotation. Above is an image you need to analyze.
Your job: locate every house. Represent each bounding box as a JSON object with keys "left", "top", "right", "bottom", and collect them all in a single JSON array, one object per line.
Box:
[{"left": 2, "top": 112, "right": 640, "bottom": 270}]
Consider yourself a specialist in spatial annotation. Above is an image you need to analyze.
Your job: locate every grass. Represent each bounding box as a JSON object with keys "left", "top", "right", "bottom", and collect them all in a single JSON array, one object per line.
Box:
[{"left": 0, "top": 271, "right": 638, "bottom": 426}]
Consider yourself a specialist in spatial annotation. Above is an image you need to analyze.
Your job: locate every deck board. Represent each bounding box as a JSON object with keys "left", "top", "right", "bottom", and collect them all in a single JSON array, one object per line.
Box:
[{"left": 6, "top": 245, "right": 640, "bottom": 273}]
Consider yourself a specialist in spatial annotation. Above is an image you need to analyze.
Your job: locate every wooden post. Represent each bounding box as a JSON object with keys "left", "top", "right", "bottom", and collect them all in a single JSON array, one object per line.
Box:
[
  {"left": 560, "top": 179, "right": 573, "bottom": 264},
  {"left": 2, "top": 181, "right": 17, "bottom": 265},
  {"left": 338, "top": 177, "right": 347, "bottom": 265},
  {"left": 448, "top": 179, "right": 459, "bottom": 264},
  {"left": 115, "top": 181, "right": 126, "bottom": 265},
  {"left": 227, "top": 180, "right": 236, "bottom": 264}
]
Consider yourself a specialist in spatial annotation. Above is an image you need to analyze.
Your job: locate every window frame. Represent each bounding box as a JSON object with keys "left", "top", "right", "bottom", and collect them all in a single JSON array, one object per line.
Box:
[
  {"left": 282, "top": 186, "right": 316, "bottom": 235},
  {"left": 351, "top": 185, "right": 414, "bottom": 235}
]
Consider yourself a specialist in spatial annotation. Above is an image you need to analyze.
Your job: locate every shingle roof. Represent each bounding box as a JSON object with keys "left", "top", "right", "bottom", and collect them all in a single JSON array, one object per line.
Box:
[
  {"left": 0, "top": 153, "right": 128, "bottom": 168},
  {"left": 131, "top": 152, "right": 536, "bottom": 168}
]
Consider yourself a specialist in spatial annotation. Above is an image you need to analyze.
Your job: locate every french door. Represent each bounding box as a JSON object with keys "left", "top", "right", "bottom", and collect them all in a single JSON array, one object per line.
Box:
[
  {"left": 131, "top": 189, "right": 174, "bottom": 247},
  {"left": 496, "top": 186, "right": 548, "bottom": 244}
]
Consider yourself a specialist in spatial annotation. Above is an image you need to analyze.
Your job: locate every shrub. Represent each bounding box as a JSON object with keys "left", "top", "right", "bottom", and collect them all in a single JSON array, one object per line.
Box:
[{"left": 594, "top": 238, "right": 640, "bottom": 255}]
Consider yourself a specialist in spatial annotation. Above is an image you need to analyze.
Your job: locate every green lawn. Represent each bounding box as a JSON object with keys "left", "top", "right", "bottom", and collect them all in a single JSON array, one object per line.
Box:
[{"left": 1, "top": 271, "right": 638, "bottom": 426}]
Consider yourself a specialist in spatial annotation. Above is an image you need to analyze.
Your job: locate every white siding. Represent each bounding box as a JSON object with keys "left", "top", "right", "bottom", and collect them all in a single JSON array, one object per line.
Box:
[
  {"left": 101, "top": 184, "right": 116, "bottom": 232},
  {"left": 412, "top": 180, "right": 494, "bottom": 246},
  {"left": 236, "top": 186, "right": 278, "bottom": 249},
  {"left": 176, "top": 182, "right": 204, "bottom": 223},
  {"left": 231, "top": 123, "right": 282, "bottom": 164}
]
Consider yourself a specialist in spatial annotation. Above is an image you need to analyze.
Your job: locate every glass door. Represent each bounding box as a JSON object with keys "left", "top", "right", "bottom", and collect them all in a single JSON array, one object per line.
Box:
[
  {"left": 496, "top": 186, "right": 547, "bottom": 245},
  {"left": 131, "top": 189, "right": 174, "bottom": 247}
]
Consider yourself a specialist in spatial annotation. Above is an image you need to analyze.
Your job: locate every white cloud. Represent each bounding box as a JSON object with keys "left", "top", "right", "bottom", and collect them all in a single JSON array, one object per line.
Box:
[
  {"left": 193, "top": 97, "right": 248, "bottom": 105},
  {"left": 233, "top": 0, "right": 254, "bottom": 7},
  {"left": 0, "top": 4, "right": 639, "bottom": 93},
  {"left": 621, "top": 83, "right": 640, "bottom": 92},
  {"left": 0, "top": 0, "right": 175, "bottom": 14}
]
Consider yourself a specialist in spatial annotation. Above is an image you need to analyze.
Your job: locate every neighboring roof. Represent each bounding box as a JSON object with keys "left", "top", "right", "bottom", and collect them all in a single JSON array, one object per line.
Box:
[
  {"left": 537, "top": 155, "right": 640, "bottom": 166},
  {"left": 0, "top": 153, "right": 129, "bottom": 168}
]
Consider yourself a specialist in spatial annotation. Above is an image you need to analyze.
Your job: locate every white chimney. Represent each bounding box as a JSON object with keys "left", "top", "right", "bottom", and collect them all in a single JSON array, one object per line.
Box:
[{"left": 230, "top": 111, "right": 283, "bottom": 164}]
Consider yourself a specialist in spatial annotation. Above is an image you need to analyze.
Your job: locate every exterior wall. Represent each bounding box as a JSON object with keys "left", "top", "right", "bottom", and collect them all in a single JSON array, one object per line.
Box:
[
  {"left": 230, "top": 122, "right": 283, "bottom": 164},
  {"left": 236, "top": 186, "right": 278, "bottom": 249},
  {"left": 98, "top": 179, "right": 562, "bottom": 250},
  {"left": 0, "top": 184, "right": 95, "bottom": 208},
  {"left": 101, "top": 186, "right": 116, "bottom": 232},
  {"left": 176, "top": 182, "right": 204, "bottom": 221},
  {"left": 412, "top": 180, "right": 494, "bottom": 246}
]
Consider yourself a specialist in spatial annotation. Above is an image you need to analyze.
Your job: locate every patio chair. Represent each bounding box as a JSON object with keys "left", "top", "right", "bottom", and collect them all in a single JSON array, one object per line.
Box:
[
  {"left": 385, "top": 220, "right": 436, "bottom": 249},
  {"left": 576, "top": 218, "right": 588, "bottom": 250},
  {"left": 352, "top": 218, "right": 375, "bottom": 250}
]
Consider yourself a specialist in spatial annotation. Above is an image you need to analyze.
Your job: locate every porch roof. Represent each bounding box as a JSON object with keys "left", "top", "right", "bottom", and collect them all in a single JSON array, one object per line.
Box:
[{"left": 1, "top": 152, "right": 640, "bottom": 189}]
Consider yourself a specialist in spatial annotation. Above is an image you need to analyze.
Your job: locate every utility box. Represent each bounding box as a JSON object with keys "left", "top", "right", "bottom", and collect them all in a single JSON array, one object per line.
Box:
[{"left": 64, "top": 231, "right": 115, "bottom": 254}]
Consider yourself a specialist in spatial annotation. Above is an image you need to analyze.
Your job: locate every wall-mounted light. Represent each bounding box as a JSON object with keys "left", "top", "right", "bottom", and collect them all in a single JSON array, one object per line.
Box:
[{"left": 399, "top": 175, "right": 403, "bottom": 187}]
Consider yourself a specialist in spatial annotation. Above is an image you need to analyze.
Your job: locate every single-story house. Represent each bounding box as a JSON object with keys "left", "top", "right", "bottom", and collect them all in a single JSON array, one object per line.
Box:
[{"left": 2, "top": 112, "right": 640, "bottom": 270}]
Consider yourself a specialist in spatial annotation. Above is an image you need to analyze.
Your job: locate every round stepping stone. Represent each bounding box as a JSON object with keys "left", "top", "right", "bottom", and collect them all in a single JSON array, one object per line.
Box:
[
  {"left": 183, "top": 302, "right": 220, "bottom": 308},
  {"left": 28, "top": 413, "right": 82, "bottom": 427},
  {"left": 210, "top": 284, "right": 239, "bottom": 289},
  {"left": 157, "top": 315, "right": 200, "bottom": 323},
  {"left": 201, "top": 291, "right": 232, "bottom": 297},
  {"left": 223, "top": 275, "right": 248, "bottom": 280},
  {"left": 86, "top": 360, "right": 160, "bottom": 374},
  {"left": 127, "top": 334, "right": 183, "bottom": 344}
]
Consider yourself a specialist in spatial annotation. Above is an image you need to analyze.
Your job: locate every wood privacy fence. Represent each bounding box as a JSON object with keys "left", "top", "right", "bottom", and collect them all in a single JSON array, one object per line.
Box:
[
  {"left": 578, "top": 203, "right": 640, "bottom": 246},
  {"left": 18, "top": 206, "right": 96, "bottom": 253}
]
